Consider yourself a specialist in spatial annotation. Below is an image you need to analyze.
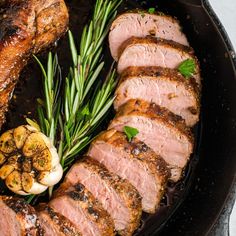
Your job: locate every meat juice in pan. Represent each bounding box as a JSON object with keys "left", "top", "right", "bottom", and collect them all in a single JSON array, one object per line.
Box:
[{"left": 1, "top": 0, "right": 201, "bottom": 234}]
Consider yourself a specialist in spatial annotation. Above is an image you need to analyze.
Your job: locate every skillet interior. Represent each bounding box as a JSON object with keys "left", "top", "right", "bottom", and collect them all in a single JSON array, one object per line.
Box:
[{"left": 1, "top": 0, "right": 236, "bottom": 235}]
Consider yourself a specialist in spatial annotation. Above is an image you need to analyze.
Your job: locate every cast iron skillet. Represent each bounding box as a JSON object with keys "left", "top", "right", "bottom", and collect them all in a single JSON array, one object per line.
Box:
[{"left": 2, "top": 0, "right": 236, "bottom": 235}]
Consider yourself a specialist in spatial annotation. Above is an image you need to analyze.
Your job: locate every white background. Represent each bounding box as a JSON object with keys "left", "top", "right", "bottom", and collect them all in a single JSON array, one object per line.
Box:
[{"left": 208, "top": 0, "right": 236, "bottom": 235}]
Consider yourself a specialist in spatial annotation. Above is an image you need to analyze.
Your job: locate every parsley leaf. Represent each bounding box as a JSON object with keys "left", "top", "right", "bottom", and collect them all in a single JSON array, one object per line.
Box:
[
  {"left": 148, "top": 8, "right": 155, "bottom": 14},
  {"left": 178, "top": 59, "right": 196, "bottom": 78},
  {"left": 124, "top": 126, "right": 139, "bottom": 142}
]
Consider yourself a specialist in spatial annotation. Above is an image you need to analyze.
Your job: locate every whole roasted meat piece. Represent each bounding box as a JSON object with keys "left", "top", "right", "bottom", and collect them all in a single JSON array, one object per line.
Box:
[{"left": 0, "top": 0, "right": 69, "bottom": 129}]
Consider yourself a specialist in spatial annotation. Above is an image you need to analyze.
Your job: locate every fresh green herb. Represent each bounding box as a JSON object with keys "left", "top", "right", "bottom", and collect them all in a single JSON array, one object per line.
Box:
[
  {"left": 26, "top": 0, "right": 122, "bottom": 203},
  {"left": 178, "top": 59, "right": 196, "bottom": 78},
  {"left": 26, "top": 118, "right": 41, "bottom": 131},
  {"left": 148, "top": 7, "right": 155, "bottom": 14},
  {"left": 124, "top": 126, "right": 139, "bottom": 142},
  {"left": 36, "top": 0, "right": 122, "bottom": 169},
  {"left": 33, "top": 53, "right": 61, "bottom": 145}
]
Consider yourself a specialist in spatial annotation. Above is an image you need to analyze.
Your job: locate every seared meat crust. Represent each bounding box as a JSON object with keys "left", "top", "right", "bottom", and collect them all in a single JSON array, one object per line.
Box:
[
  {"left": 109, "top": 11, "right": 189, "bottom": 60},
  {"left": 38, "top": 204, "right": 82, "bottom": 236},
  {"left": 65, "top": 158, "right": 142, "bottom": 236},
  {"left": 109, "top": 99, "right": 194, "bottom": 181},
  {"left": 88, "top": 129, "right": 169, "bottom": 213},
  {"left": 0, "top": 0, "right": 69, "bottom": 129},
  {"left": 51, "top": 183, "right": 115, "bottom": 236},
  {"left": 115, "top": 66, "right": 200, "bottom": 126},
  {"left": 0, "top": 195, "right": 42, "bottom": 235},
  {"left": 117, "top": 36, "right": 201, "bottom": 86}
]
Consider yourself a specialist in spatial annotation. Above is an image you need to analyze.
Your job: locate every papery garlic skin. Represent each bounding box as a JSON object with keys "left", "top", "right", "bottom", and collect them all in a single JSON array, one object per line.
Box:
[
  {"left": 38, "top": 164, "right": 63, "bottom": 186},
  {"left": 0, "top": 125, "right": 63, "bottom": 195}
]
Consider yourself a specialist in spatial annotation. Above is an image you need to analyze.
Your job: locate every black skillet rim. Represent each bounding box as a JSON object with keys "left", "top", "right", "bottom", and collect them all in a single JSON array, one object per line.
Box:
[{"left": 202, "top": 0, "right": 236, "bottom": 234}]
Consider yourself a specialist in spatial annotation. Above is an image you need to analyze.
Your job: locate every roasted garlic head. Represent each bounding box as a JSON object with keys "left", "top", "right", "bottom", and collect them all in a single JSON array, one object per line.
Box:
[{"left": 0, "top": 125, "right": 63, "bottom": 195}]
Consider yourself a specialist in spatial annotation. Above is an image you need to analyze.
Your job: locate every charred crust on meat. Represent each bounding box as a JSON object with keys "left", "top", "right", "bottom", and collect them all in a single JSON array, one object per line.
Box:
[
  {"left": 115, "top": 99, "right": 194, "bottom": 143},
  {"left": 118, "top": 36, "right": 195, "bottom": 59},
  {"left": 112, "top": 10, "right": 182, "bottom": 28},
  {"left": 148, "top": 29, "right": 156, "bottom": 36},
  {"left": 88, "top": 206, "right": 100, "bottom": 220},
  {"left": 74, "top": 183, "right": 84, "bottom": 192},
  {"left": 116, "top": 66, "right": 201, "bottom": 121},
  {"left": 52, "top": 183, "right": 115, "bottom": 235},
  {"left": 1, "top": 196, "right": 42, "bottom": 235},
  {"left": 134, "top": 99, "right": 141, "bottom": 106},
  {"left": 68, "top": 190, "right": 88, "bottom": 202},
  {"left": 92, "top": 129, "right": 170, "bottom": 183},
  {"left": 188, "top": 106, "right": 198, "bottom": 115},
  {"left": 0, "top": 26, "right": 20, "bottom": 41},
  {"left": 73, "top": 158, "right": 143, "bottom": 209},
  {"left": 67, "top": 158, "right": 142, "bottom": 234},
  {"left": 0, "top": 0, "right": 69, "bottom": 129},
  {"left": 4, "top": 197, "right": 29, "bottom": 213},
  {"left": 38, "top": 204, "right": 82, "bottom": 235},
  {"left": 120, "top": 65, "right": 199, "bottom": 92}
]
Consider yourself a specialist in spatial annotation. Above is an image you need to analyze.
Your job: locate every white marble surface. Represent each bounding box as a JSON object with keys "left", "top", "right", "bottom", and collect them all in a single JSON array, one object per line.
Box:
[{"left": 208, "top": 0, "right": 236, "bottom": 235}]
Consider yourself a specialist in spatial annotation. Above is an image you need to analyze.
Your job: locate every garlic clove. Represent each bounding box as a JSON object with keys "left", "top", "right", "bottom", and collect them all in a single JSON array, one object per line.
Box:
[
  {"left": 27, "top": 182, "right": 48, "bottom": 195},
  {"left": 22, "top": 172, "right": 48, "bottom": 194},
  {"left": 23, "top": 132, "right": 48, "bottom": 157},
  {"left": 5, "top": 170, "right": 22, "bottom": 192},
  {"left": 13, "top": 125, "right": 30, "bottom": 149},
  {"left": 0, "top": 165, "right": 15, "bottom": 179},
  {"left": 49, "top": 146, "right": 60, "bottom": 169},
  {"left": 0, "top": 130, "right": 16, "bottom": 154},
  {"left": 33, "top": 148, "right": 52, "bottom": 171},
  {"left": 22, "top": 172, "right": 34, "bottom": 193},
  {"left": 0, "top": 152, "right": 6, "bottom": 165},
  {"left": 38, "top": 164, "right": 63, "bottom": 186}
]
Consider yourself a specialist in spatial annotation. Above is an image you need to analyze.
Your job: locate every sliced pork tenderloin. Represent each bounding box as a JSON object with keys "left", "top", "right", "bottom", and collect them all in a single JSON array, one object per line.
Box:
[
  {"left": 109, "top": 99, "right": 194, "bottom": 182},
  {"left": 88, "top": 129, "right": 169, "bottom": 213},
  {"left": 38, "top": 204, "right": 81, "bottom": 236},
  {"left": 117, "top": 37, "right": 200, "bottom": 86},
  {"left": 114, "top": 66, "right": 200, "bottom": 126},
  {"left": 65, "top": 158, "right": 142, "bottom": 236},
  {"left": 0, "top": 196, "right": 42, "bottom": 236},
  {"left": 50, "top": 183, "right": 115, "bottom": 236},
  {"left": 109, "top": 11, "right": 189, "bottom": 60}
]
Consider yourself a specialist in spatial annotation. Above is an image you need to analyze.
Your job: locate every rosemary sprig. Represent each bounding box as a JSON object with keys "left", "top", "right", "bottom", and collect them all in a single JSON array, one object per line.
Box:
[
  {"left": 33, "top": 53, "right": 61, "bottom": 144},
  {"left": 61, "top": 67, "right": 117, "bottom": 167},
  {"left": 58, "top": 0, "right": 122, "bottom": 168},
  {"left": 26, "top": 0, "right": 122, "bottom": 203}
]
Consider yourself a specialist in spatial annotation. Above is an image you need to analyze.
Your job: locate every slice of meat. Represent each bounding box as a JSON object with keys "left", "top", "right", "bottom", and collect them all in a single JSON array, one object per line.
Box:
[
  {"left": 109, "top": 11, "right": 189, "bottom": 60},
  {"left": 38, "top": 204, "right": 82, "bottom": 236},
  {"left": 0, "top": 0, "right": 69, "bottom": 129},
  {"left": 114, "top": 66, "right": 200, "bottom": 126},
  {"left": 88, "top": 129, "right": 169, "bottom": 213},
  {"left": 108, "top": 99, "right": 194, "bottom": 182},
  {"left": 0, "top": 196, "right": 42, "bottom": 235},
  {"left": 50, "top": 183, "right": 115, "bottom": 236},
  {"left": 65, "top": 158, "right": 142, "bottom": 235},
  {"left": 117, "top": 37, "right": 200, "bottom": 85}
]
